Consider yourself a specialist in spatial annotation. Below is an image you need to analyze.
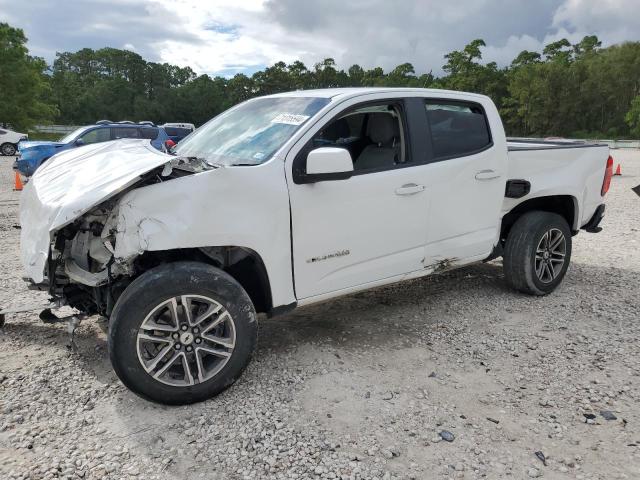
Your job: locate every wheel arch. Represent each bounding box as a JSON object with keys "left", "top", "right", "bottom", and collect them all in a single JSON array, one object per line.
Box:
[
  {"left": 133, "top": 246, "right": 274, "bottom": 315},
  {"left": 501, "top": 195, "right": 579, "bottom": 243}
]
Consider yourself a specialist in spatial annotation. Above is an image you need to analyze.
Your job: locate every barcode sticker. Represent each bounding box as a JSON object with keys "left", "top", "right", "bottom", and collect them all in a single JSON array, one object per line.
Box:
[{"left": 271, "top": 113, "right": 310, "bottom": 126}]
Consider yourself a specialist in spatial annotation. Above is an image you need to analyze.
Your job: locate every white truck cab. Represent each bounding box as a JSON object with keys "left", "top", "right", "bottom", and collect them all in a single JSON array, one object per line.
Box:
[{"left": 15, "top": 88, "right": 611, "bottom": 404}]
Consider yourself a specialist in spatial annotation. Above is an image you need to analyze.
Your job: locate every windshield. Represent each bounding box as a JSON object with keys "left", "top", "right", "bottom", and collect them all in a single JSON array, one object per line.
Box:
[
  {"left": 59, "top": 126, "right": 92, "bottom": 143},
  {"left": 174, "top": 96, "right": 330, "bottom": 165}
]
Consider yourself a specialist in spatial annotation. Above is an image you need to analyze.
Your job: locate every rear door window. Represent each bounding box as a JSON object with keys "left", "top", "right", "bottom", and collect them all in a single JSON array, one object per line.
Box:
[
  {"left": 113, "top": 127, "right": 140, "bottom": 139},
  {"left": 425, "top": 101, "right": 492, "bottom": 159}
]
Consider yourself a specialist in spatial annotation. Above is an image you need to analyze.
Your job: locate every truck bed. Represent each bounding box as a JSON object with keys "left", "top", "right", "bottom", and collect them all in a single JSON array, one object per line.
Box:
[{"left": 504, "top": 138, "right": 609, "bottom": 231}]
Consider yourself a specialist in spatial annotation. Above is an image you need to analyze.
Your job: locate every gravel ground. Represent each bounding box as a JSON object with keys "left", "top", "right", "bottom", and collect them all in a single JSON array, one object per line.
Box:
[{"left": 0, "top": 150, "right": 639, "bottom": 480}]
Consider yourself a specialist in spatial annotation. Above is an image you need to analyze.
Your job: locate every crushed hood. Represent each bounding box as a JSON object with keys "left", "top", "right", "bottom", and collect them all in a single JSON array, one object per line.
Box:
[{"left": 20, "top": 139, "right": 171, "bottom": 282}]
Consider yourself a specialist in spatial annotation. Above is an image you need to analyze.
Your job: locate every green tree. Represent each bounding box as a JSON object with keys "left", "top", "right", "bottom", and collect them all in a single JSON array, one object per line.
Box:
[
  {"left": 347, "top": 64, "right": 364, "bottom": 86},
  {"left": 362, "top": 66, "right": 385, "bottom": 86},
  {"left": 573, "top": 35, "right": 602, "bottom": 58},
  {"left": 440, "top": 39, "right": 508, "bottom": 109},
  {"left": 543, "top": 38, "right": 573, "bottom": 62},
  {"left": 510, "top": 50, "right": 541, "bottom": 68},
  {"left": 384, "top": 63, "right": 417, "bottom": 86},
  {"left": 0, "top": 23, "right": 56, "bottom": 129},
  {"left": 625, "top": 96, "right": 640, "bottom": 137}
]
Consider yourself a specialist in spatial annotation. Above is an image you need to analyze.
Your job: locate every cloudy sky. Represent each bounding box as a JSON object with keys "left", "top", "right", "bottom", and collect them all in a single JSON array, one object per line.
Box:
[{"left": 1, "top": 0, "right": 638, "bottom": 76}]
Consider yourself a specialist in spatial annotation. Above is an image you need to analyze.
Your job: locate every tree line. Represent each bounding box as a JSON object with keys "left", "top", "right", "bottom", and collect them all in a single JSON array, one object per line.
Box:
[{"left": 2, "top": 22, "right": 640, "bottom": 138}]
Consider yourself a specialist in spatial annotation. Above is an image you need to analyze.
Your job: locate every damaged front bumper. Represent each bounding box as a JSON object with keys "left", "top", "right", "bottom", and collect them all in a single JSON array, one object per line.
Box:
[{"left": 19, "top": 139, "right": 211, "bottom": 315}]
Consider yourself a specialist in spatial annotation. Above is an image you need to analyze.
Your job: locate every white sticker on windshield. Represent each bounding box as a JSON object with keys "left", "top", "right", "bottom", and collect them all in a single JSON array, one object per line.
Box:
[{"left": 271, "top": 113, "right": 310, "bottom": 126}]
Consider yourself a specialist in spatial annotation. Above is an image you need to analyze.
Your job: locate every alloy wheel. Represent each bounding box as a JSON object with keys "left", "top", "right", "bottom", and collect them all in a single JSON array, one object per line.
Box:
[
  {"left": 136, "top": 295, "right": 236, "bottom": 387},
  {"left": 534, "top": 228, "right": 566, "bottom": 283}
]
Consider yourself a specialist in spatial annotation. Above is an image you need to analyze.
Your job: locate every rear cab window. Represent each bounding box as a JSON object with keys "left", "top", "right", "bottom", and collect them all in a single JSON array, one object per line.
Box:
[{"left": 425, "top": 100, "right": 492, "bottom": 159}]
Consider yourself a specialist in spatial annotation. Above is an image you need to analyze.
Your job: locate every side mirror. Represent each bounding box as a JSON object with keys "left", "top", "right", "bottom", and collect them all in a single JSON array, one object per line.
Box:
[
  {"left": 75, "top": 138, "right": 85, "bottom": 146},
  {"left": 299, "top": 147, "right": 353, "bottom": 184}
]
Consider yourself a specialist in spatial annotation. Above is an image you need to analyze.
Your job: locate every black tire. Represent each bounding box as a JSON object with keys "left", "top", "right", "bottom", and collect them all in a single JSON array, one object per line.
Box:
[
  {"left": 503, "top": 211, "right": 572, "bottom": 295},
  {"left": 1, "top": 143, "right": 16, "bottom": 156},
  {"left": 109, "top": 261, "right": 258, "bottom": 405}
]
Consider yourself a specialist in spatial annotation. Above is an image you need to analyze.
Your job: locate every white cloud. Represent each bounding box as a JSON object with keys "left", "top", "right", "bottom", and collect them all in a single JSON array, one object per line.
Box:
[{"left": 553, "top": 0, "right": 640, "bottom": 44}]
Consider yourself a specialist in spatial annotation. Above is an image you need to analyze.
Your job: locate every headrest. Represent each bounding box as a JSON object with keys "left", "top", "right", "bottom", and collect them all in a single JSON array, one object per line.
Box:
[{"left": 367, "top": 113, "right": 396, "bottom": 145}]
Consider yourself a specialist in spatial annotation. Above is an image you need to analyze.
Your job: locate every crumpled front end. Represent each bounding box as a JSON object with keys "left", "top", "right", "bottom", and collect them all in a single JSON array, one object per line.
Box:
[{"left": 19, "top": 139, "right": 208, "bottom": 314}]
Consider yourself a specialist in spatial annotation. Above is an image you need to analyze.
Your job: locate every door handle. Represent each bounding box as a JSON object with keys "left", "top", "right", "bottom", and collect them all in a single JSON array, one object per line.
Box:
[
  {"left": 475, "top": 169, "right": 500, "bottom": 180},
  {"left": 395, "top": 183, "right": 425, "bottom": 195}
]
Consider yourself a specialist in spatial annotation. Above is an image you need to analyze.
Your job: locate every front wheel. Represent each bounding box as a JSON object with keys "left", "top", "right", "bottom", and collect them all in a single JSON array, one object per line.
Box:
[
  {"left": 503, "top": 211, "right": 572, "bottom": 295},
  {"left": 1, "top": 143, "right": 16, "bottom": 156},
  {"left": 109, "top": 261, "right": 258, "bottom": 405}
]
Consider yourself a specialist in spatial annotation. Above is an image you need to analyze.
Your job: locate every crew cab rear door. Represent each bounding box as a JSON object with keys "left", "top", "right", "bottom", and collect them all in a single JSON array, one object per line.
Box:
[
  {"left": 285, "top": 96, "right": 430, "bottom": 300},
  {"left": 418, "top": 96, "right": 508, "bottom": 266}
]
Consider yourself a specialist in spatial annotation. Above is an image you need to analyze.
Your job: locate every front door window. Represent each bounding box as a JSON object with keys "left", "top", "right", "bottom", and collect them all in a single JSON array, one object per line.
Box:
[{"left": 79, "top": 128, "right": 111, "bottom": 145}]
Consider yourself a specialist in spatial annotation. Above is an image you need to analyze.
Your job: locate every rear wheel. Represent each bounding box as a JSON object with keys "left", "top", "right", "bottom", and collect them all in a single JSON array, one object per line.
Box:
[
  {"left": 503, "top": 211, "right": 572, "bottom": 295},
  {"left": 109, "top": 261, "right": 258, "bottom": 404},
  {"left": 1, "top": 143, "right": 16, "bottom": 156}
]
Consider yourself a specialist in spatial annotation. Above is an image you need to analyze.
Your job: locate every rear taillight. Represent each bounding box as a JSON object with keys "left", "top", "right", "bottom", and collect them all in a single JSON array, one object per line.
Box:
[{"left": 601, "top": 155, "right": 613, "bottom": 196}]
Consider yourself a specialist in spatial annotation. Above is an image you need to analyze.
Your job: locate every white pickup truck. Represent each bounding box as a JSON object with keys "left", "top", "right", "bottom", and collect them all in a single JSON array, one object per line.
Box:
[{"left": 16, "top": 88, "right": 612, "bottom": 404}]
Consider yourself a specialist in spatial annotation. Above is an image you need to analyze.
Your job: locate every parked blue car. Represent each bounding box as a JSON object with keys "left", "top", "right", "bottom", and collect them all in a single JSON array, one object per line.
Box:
[{"left": 14, "top": 121, "right": 170, "bottom": 177}]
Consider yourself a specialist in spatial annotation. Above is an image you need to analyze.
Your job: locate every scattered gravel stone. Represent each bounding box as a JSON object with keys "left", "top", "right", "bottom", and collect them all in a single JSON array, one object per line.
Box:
[
  {"left": 439, "top": 431, "right": 455, "bottom": 442},
  {"left": 527, "top": 467, "right": 542, "bottom": 478},
  {"left": 600, "top": 410, "right": 617, "bottom": 421},
  {"left": 534, "top": 451, "right": 547, "bottom": 466}
]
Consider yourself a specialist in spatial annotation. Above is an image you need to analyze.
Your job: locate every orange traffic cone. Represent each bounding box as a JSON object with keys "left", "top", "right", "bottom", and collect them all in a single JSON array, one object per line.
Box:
[
  {"left": 614, "top": 164, "right": 622, "bottom": 176},
  {"left": 13, "top": 172, "right": 23, "bottom": 191}
]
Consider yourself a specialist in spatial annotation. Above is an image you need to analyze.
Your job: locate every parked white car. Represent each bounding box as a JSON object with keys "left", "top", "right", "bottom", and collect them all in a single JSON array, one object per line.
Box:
[
  {"left": 0, "top": 127, "right": 28, "bottom": 156},
  {"left": 17, "top": 88, "right": 611, "bottom": 404}
]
